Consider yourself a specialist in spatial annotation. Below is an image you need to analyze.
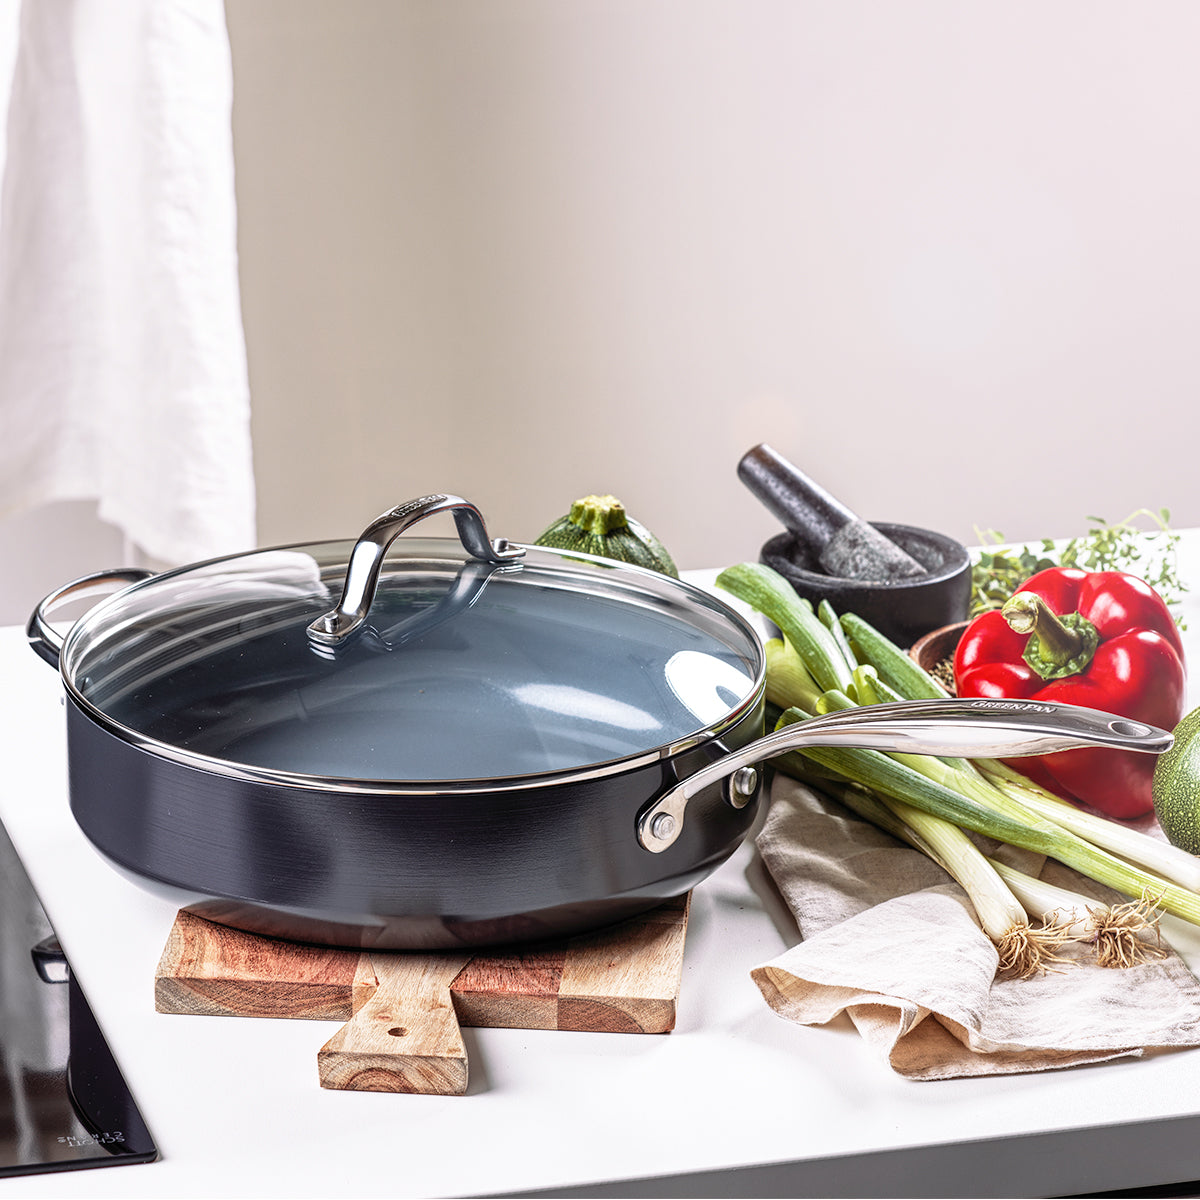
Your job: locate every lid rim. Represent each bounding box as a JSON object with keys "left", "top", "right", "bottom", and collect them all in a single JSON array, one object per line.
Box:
[{"left": 56, "top": 535, "right": 768, "bottom": 792}]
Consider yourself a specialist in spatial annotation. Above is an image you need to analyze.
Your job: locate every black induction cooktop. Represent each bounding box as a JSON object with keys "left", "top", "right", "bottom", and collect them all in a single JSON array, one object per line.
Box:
[{"left": 0, "top": 816, "right": 157, "bottom": 1176}]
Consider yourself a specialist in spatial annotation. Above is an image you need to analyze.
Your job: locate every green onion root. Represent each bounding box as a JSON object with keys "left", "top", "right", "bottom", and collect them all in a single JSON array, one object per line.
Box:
[{"left": 988, "top": 857, "right": 1168, "bottom": 969}]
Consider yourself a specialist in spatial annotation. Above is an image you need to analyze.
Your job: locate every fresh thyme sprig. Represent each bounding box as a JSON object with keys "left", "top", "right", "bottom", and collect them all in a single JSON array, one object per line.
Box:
[{"left": 970, "top": 509, "right": 1186, "bottom": 627}]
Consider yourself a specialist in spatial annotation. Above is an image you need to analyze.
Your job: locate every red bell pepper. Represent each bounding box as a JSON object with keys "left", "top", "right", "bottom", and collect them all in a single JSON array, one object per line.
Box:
[{"left": 953, "top": 567, "right": 1186, "bottom": 819}]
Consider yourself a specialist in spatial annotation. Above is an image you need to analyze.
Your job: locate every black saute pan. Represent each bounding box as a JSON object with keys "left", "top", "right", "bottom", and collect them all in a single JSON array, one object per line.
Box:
[{"left": 28, "top": 494, "right": 1173, "bottom": 949}]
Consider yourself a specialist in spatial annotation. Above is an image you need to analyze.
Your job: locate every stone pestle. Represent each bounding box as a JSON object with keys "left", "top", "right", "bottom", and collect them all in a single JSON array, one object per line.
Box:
[{"left": 737, "top": 444, "right": 926, "bottom": 582}]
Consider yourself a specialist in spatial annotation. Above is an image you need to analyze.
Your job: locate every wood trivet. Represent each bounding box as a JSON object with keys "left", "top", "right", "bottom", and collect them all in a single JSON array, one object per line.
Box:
[{"left": 155, "top": 893, "right": 690, "bottom": 1096}]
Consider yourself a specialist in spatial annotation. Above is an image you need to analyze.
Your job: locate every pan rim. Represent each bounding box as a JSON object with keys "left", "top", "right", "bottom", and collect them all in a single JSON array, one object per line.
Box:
[{"left": 63, "top": 674, "right": 767, "bottom": 794}]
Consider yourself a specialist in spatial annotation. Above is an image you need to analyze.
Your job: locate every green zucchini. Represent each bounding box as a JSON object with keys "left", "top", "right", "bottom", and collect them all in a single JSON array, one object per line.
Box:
[
  {"left": 534, "top": 494, "right": 678, "bottom": 577},
  {"left": 1153, "top": 707, "right": 1200, "bottom": 854}
]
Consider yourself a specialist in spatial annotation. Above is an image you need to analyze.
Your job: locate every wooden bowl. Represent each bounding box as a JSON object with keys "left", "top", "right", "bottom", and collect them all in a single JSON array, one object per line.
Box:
[{"left": 908, "top": 619, "right": 970, "bottom": 691}]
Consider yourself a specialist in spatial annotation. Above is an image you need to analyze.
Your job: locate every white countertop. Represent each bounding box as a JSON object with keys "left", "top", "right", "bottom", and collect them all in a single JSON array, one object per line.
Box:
[{"left": 5, "top": 554, "right": 1200, "bottom": 1198}]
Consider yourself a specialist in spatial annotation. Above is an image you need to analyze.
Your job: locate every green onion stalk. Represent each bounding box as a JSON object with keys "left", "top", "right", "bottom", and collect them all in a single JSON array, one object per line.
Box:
[{"left": 716, "top": 562, "right": 1200, "bottom": 960}]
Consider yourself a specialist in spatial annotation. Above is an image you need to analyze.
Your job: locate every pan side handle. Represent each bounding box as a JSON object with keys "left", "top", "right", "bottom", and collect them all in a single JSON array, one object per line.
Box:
[
  {"left": 27, "top": 569, "right": 156, "bottom": 668},
  {"left": 637, "top": 698, "right": 1174, "bottom": 853}
]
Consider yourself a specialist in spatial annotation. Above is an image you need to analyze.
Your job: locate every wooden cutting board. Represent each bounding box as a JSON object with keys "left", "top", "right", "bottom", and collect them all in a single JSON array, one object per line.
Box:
[{"left": 155, "top": 893, "right": 691, "bottom": 1096}]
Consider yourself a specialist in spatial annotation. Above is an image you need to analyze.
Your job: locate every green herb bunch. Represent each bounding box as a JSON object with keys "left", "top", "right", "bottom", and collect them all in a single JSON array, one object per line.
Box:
[{"left": 970, "top": 508, "right": 1186, "bottom": 626}]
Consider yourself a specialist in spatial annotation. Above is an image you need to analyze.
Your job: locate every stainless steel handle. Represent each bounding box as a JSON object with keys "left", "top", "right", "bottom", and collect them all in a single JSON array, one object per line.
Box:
[
  {"left": 31, "top": 935, "right": 68, "bottom": 985},
  {"left": 310, "top": 558, "right": 512, "bottom": 660},
  {"left": 637, "top": 698, "right": 1174, "bottom": 852},
  {"left": 307, "top": 494, "right": 524, "bottom": 647},
  {"left": 27, "top": 568, "right": 156, "bottom": 669}
]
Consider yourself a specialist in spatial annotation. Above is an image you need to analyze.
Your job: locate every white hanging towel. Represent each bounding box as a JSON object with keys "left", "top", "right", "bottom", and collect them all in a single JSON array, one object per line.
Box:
[{"left": 0, "top": 0, "right": 254, "bottom": 565}]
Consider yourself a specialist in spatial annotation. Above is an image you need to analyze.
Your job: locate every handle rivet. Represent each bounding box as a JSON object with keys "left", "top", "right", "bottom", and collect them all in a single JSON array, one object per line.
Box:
[
  {"left": 650, "top": 813, "right": 677, "bottom": 841},
  {"left": 732, "top": 767, "right": 759, "bottom": 798}
]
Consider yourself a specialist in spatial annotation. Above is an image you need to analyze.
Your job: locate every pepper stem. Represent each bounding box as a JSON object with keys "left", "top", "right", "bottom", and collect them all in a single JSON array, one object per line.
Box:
[
  {"left": 569, "top": 494, "right": 629, "bottom": 537},
  {"left": 1001, "top": 593, "right": 1100, "bottom": 681}
]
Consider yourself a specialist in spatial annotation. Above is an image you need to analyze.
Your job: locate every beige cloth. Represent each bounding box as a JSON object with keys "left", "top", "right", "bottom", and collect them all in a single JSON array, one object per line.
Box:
[{"left": 752, "top": 775, "right": 1200, "bottom": 1080}]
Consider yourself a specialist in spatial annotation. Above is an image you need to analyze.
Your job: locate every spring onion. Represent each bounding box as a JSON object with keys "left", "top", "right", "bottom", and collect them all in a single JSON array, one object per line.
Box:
[
  {"left": 987, "top": 857, "right": 1167, "bottom": 969},
  {"left": 864, "top": 790, "right": 1070, "bottom": 977},
  {"left": 717, "top": 562, "right": 853, "bottom": 695},
  {"left": 979, "top": 761, "right": 1200, "bottom": 893},
  {"left": 838, "top": 611, "right": 949, "bottom": 701},
  {"left": 715, "top": 560, "right": 1200, "bottom": 967},
  {"left": 818, "top": 599, "right": 859, "bottom": 675},
  {"left": 783, "top": 769, "right": 1070, "bottom": 976},
  {"left": 763, "top": 638, "right": 822, "bottom": 716},
  {"left": 776, "top": 703, "right": 1200, "bottom": 928}
]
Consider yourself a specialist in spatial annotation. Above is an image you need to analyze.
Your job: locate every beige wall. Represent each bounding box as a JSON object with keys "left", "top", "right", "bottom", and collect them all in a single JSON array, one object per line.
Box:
[
  {"left": 5, "top": 1, "right": 1198, "bottom": 627},
  {"left": 225, "top": 0, "right": 1200, "bottom": 574}
]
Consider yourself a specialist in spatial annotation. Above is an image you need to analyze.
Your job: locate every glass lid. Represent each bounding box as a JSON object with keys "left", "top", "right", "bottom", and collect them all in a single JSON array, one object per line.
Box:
[{"left": 60, "top": 495, "right": 762, "bottom": 785}]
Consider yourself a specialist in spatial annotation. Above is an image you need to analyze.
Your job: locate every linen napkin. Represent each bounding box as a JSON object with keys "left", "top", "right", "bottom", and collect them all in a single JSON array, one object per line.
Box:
[{"left": 752, "top": 774, "right": 1200, "bottom": 1079}]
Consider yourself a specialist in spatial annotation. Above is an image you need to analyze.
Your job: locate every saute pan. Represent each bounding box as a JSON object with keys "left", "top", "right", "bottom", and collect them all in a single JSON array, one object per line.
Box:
[{"left": 28, "top": 494, "right": 1173, "bottom": 949}]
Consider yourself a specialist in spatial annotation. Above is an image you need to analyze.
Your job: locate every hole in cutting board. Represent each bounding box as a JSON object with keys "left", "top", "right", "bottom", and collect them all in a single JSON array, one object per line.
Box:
[{"left": 388, "top": 1027, "right": 408, "bottom": 1037}]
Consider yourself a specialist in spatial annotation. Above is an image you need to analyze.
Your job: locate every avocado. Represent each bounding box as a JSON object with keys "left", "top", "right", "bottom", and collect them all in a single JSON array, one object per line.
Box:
[{"left": 1153, "top": 707, "right": 1200, "bottom": 854}]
